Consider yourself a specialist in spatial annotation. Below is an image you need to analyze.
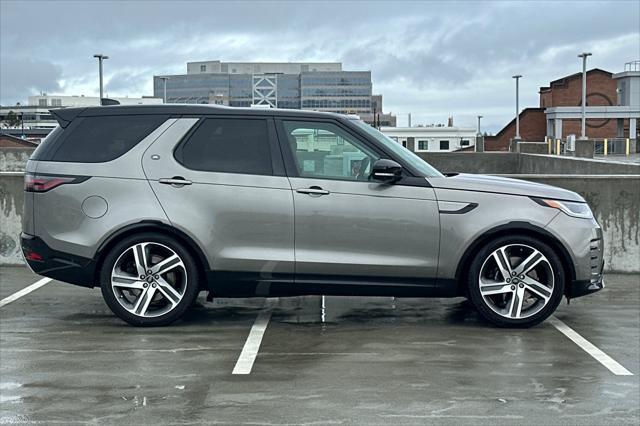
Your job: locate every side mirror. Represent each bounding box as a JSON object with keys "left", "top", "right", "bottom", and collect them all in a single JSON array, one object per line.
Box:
[{"left": 370, "top": 159, "right": 402, "bottom": 183}]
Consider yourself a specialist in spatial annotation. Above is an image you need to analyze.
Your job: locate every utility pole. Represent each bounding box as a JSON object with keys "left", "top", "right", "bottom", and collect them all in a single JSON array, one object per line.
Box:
[
  {"left": 512, "top": 75, "right": 522, "bottom": 140},
  {"left": 476, "top": 115, "right": 484, "bottom": 153},
  {"left": 93, "top": 54, "right": 109, "bottom": 101},
  {"left": 158, "top": 76, "right": 170, "bottom": 103},
  {"left": 578, "top": 52, "right": 592, "bottom": 139}
]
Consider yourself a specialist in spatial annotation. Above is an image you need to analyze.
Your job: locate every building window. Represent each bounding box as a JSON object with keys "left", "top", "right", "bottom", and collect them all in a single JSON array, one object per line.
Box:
[
  {"left": 51, "top": 99, "right": 62, "bottom": 107},
  {"left": 460, "top": 139, "right": 470, "bottom": 146},
  {"left": 402, "top": 140, "right": 407, "bottom": 148},
  {"left": 38, "top": 99, "right": 47, "bottom": 107},
  {"left": 200, "top": 65, "right": 206, "bottom": 72},
  {"left": 418, "top": 140, "right": 429, "bottom": 151},
  {"left": 439, "top": 140, "right": 450, "bottom": 150}
]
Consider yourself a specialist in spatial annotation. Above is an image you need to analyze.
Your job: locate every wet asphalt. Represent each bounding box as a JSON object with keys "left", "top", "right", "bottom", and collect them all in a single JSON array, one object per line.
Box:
[{"left": 0, "top": 266, "right": 638, "bottom": 425}]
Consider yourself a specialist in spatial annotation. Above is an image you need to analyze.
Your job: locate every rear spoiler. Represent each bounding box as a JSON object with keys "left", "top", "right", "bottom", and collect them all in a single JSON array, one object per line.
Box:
[
  {"left": 101, "top": 98, "right": 120, "bottom": 106},
  {"left": 50, "top": 98, "right": 121, "bottom": 128},
  {"left": 50, "top": 108, "right": 85, "bottom": 128}
]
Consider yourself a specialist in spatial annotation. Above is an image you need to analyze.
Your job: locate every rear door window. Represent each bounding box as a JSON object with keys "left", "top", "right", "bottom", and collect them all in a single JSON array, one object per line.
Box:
[
  {"left": 50, "top": 115, "right": 168, "bottom": 163},
  {"left": 175, "top": 117, "right": 273, "bottom": 176}
]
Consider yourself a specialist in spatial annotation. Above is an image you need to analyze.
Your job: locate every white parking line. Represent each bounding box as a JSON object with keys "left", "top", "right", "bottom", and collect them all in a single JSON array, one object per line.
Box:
[
  {"left": 549, "top": 316, "right": 633, "bottom": 376},
  {"left": 232, "top": 298, "right": 277, "bottom": 375},
  {"left": 0, "top": 277, "right": 52, "bottom": 308}
]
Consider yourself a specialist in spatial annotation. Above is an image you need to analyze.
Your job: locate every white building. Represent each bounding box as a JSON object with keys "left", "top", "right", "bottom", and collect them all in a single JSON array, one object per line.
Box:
[
  {"left": 28, "top": 95, "right": 162, "bottom": 108},
  {"left": 380, "top": 126, "right": 478, "bottom": 152},
  {"left": 0, "top": 95, "right": 163, "bottom": 131}
]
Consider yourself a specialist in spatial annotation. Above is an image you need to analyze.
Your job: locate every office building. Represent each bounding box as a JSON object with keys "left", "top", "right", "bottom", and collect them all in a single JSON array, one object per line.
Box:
[{"left": 154, "top": 60, "right": 395, "bottom": 125}]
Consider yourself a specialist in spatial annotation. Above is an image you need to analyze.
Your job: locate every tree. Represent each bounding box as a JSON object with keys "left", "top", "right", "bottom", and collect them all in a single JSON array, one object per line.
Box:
[{"left": 3, "top": 111, "right": 21, "bottom": 128}]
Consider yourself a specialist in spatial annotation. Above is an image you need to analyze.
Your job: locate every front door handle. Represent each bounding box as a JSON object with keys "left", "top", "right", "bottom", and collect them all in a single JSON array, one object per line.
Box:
[
  {"left": 296, "top": 186, "right": 330, "bottom": 196},
  {"left": 159, "top": 177, "right": 192, "bottom": 186}
]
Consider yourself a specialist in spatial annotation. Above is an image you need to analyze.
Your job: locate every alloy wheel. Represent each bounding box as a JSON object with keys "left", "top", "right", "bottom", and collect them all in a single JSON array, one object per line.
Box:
[
  {"left": 478, "top": 244, "right": 555, "bottom": 320},
  {"left": 110, "top": 242, "right": 187, "bottom": 318}
]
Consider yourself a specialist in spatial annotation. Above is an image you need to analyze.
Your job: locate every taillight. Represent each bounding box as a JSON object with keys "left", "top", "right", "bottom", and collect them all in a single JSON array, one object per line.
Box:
[{"left": 24, "top": 174, "right": 87, "bottom": 192}]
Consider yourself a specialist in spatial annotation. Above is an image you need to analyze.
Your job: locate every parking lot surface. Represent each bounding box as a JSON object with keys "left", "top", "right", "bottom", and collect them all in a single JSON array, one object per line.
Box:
[{"left": 1, "top": 266, "right": 638, "bottom": 425}]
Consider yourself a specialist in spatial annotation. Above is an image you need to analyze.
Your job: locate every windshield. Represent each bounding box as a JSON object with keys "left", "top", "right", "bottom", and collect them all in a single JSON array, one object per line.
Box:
[{"left": 351, "top": 120, "right": 444, "bottom": 178}]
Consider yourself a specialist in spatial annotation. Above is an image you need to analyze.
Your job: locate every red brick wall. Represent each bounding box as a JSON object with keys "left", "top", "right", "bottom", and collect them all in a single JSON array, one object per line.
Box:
[
  {"left": 542, "top": 69, "right": 619, "bottom": 139},
  {"left": 485, "top": 108, "right": 546, "bottom": 151},
  {"left": 487, "top": 69, "right": 622, "bottom": 151},
  {"left": 0, "top": 135, "right": 38, "bottom": 148}
]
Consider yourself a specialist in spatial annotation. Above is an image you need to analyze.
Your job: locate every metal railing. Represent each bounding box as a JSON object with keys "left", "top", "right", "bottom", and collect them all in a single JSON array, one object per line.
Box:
[
  {"left": 543, "top": 137, "right": 632, "bottom": 156},
  {"left": 594, "top": 138, "right": 631, "bottom": 156}
]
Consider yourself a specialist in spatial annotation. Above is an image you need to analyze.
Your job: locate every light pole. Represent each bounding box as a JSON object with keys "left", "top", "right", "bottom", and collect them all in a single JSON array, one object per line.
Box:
[
  {"left": 93, "top": 54, "right": 109, "bottom": 101},
  {"left": 512, "top": 75, "right": 522, "bottom": 140},
  {"left": 158, "top": 76, "right": 170, "bottom": 103},
  {"left": 476, "top": 115, "right": 483, "bottom": 153},
  {"left": 578, "top": 52, "right": 592, "bottom": 139}
]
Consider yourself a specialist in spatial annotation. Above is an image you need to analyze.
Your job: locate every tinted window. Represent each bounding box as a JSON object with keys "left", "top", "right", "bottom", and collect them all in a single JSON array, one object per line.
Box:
[
  {"left": 178, "top": 118, "right": 272, "bottom": 175},
  {"left": 282, "top": 120, "right": 379, "bottom": 181},
  {"left": 30, "top": 125, "right": 64, "bottom": 161},
  {"left": 51, "top": 115, "right": 167, "bottom": 163},
  {"left": 439, "top": 140, "right": 450, "bottom": 150}
]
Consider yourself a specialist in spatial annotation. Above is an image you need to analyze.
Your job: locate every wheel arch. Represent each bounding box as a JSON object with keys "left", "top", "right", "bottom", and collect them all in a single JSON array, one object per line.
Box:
[
  {"left": 454, "top": 221, "right": 576, "bottom": 296},
  {"left": 93, "top": 220, "right": 210, "bottom": 289}
]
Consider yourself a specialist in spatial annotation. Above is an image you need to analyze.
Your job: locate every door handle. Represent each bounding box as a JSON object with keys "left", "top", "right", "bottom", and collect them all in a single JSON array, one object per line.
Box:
[
  {"left": 159, "top": 177, "right": 192, "bottom": 186},
  {"left": 296, "top": 186, "right": 330, "bottom": 195}
]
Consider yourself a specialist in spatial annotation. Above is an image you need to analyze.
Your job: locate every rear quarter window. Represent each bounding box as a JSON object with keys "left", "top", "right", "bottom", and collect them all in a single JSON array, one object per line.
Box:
[
  {"left": 48, "top": 115, "right": 168, "bottom": 163},
  {"left": 175, "top": 117, "right": 273, "bottom": 175}
]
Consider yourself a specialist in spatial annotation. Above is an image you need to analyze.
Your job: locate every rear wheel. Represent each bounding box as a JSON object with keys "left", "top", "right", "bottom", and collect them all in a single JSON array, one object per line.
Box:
[
  {"left": 467, "top": 235, "right": 565, "bottom": 328},
  {"left": 100, "top": 233, "right": 199, "bottom": 326}
]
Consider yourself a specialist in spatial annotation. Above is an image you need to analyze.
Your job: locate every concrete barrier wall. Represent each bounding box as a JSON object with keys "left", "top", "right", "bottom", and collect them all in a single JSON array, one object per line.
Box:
[
  {"left": 0, "top": 174, "right": 24, "bottom": 265},
  {"left": 418, "top": 152, "right": 640, "bottom": 175},
  {"left": 418, "top": 152, "right": 520, "bottom": 174},
  {"left": 518, "top": 154, "right": 640, "bottom": 175},
  {"left": 1, "top": 172, "right": 638, "bottom": 272},
  {"left": 496, "top": 175, "right": 640, "bottom": 273},
  {"left": 0, "top": 148, "right": 34, "bottom": 172}
]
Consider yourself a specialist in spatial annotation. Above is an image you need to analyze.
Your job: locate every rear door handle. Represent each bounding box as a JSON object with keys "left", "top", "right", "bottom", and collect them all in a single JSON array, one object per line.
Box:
[
  {"left": 296, "top": 186, "right": 330, "bottom": 195},
  {"left": 159, "top": 177, "right": 192, "bottom": 186}
]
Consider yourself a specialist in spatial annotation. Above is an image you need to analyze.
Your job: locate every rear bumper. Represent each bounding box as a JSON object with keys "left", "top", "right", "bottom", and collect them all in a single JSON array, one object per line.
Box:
[{"left": 21, "top": 233, "right": 97, "bottom": 288}]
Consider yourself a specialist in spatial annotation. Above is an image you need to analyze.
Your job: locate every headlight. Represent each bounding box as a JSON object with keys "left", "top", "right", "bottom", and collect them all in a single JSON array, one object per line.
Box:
[{"left": 532, "top": 197, "right": 593, "bottom": 219}]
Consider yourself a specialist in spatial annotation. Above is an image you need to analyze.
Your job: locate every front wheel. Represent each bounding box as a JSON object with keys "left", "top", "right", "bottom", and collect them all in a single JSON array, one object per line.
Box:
[
  {"left": 467, "top": 235, "right": 565, "bottom": 328},
  {"left": 100, "top": 233, "right": 200, "bottom": 326}
]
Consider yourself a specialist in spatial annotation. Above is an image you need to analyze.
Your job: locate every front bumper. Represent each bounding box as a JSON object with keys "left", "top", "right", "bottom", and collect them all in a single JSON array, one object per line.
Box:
[
  {"left": 568, "top": 233, "right": 605, "bottom": 299},
  {"left": 21, "top": 233, "right": 97, "bottom": 288}
]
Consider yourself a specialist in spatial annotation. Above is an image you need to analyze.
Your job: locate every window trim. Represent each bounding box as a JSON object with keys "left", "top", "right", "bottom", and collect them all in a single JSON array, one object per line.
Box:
[{"left": 172, "top": 115, "right": 284, "bottom": 177}]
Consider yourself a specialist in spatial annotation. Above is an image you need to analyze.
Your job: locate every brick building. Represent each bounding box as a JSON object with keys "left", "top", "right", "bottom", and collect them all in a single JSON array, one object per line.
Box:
[
  {"left": 0, "top": 133, "right": 38, "bottom": 148},
  {"left": 486, "top": 68, "right": 629, "bottom": 151}
]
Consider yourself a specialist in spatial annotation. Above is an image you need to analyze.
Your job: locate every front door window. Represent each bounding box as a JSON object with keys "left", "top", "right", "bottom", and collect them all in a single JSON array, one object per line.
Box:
[{"left": 282, "top": 120, "right": 379, "bottom": 181}]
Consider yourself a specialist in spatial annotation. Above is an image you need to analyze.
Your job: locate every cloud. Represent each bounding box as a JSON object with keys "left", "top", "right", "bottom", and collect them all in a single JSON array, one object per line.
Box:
[
  {"left": 1, "top": 0, "right": 638, "bottom": 130},
  {"left": 0, "top": 57, "right": 63, "bottom": 104}
]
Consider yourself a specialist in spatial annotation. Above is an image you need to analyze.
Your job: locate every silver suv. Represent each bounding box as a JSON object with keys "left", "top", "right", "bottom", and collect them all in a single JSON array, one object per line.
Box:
[{"left": 21, "top": 105, "right": 604, "bottom": 327}]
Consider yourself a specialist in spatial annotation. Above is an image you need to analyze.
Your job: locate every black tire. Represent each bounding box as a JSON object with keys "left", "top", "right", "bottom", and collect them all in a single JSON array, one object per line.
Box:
[
  {"left": 467, "top": 234, "right": 565, "bottom": 328},
  {"left": 100, "top": 233, "right": 200, "bottom": 327}
]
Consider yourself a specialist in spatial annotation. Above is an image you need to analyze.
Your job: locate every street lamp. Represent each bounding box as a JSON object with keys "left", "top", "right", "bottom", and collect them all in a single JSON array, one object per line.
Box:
[
  {"left": 578, "top": 52, "right": 592, "bottom": 139},
  {"left": 158, "top": 76, "right": 170, "bottom": 103},
  {"left": 93, "top": 54, "right": 109, "bottom": 101},
  {"left": 512, "top": 75, "right": 522, "bottom": 140}
]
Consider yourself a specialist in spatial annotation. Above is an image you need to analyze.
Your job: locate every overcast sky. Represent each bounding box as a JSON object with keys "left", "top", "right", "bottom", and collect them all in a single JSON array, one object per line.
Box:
[{"left": 1, "top": 0, "right": 638, "bottom": 131}]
